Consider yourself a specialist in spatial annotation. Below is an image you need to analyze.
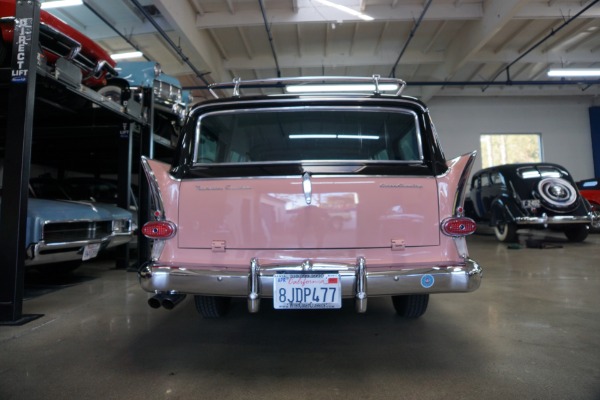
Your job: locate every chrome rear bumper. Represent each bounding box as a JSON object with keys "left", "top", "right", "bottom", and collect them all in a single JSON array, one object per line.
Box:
[
  {"left": 139, "top": 257, "right": 482, "bottom": 313},
  {"left": 514, "top": 212, "right": 596, "bottom": 226}
]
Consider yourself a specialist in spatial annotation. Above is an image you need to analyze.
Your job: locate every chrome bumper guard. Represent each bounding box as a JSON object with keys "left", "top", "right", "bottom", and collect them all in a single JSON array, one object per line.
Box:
[
  {"left": 139, "top": 257, "right": 483, "bottom": 313},
  {"left": 514, "top": 213, "right": 596, "bottom": 226}
]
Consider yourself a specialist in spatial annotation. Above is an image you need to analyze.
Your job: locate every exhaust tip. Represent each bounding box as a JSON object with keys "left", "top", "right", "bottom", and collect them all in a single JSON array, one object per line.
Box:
[
  {"left": 148, "top": 295, "right": 163, "bottom": 309},
  {"left": 161, "top": 294, "right": 187, "bottom": 310}
]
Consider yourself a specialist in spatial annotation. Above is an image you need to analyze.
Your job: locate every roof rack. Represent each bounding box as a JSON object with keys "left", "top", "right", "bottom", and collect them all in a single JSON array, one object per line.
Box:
[{"left": 208, "top": 75, "right": 406, "bottom": 99}]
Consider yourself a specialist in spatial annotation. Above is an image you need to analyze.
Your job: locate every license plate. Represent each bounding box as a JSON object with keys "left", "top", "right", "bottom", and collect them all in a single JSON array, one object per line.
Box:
[
  {"left": 273, "top": 273, "right": 342, "bottom": 309},
  {"left": 521, "top": 199, "right": 541, "bottom": 209},
  {"left": 82, "top": 243, "right": 101, "bottom": 261}
]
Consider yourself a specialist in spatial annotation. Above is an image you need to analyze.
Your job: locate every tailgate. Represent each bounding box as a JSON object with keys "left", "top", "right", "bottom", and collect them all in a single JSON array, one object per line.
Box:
[{"left": 177, "top": 175, "right": 439, "bottom": 249}]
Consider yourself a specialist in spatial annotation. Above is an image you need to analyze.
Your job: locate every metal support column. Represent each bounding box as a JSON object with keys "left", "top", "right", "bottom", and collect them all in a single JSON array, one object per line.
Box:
[
  {"left": 116, "top": 121, "right": 133, "bottom": 269},
  {"left": 0, "top": 1, "right": 43, "bottom": 324},
  {"left": 589, "top": 107, "right": 600, "bottom": 177}
]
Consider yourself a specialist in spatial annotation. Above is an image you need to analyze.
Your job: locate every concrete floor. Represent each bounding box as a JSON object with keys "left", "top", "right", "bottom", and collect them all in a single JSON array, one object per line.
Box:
[{"left": 1, "top": 230, "right": 599, "bottom": 400}]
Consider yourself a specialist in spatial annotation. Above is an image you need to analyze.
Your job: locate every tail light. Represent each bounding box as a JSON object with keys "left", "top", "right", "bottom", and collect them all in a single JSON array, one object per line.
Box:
[
  {"left": 441, "top": 217, "right": 476, "bottom": 237},
  {"left": 142, "top": 221, "right": 176, "bottom": 239}
]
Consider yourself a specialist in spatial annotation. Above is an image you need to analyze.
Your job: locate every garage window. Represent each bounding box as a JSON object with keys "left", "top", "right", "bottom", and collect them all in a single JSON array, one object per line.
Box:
[{"left": 480, "top": 133, "right": 542, "bottom": 168}]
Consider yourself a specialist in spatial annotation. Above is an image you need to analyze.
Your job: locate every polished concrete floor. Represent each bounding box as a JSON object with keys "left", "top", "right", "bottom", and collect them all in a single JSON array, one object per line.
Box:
[{"left": 1, "top": 230, "right": 599, "bottom": 400}]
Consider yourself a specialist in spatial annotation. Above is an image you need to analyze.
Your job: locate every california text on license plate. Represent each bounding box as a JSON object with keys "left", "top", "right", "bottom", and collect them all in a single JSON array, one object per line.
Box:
[{"left": 273, "top": 273, "right": 342, "bottom": 310}]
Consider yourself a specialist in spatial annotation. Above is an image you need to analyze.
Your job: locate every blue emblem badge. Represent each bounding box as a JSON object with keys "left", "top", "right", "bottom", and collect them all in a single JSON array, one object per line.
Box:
[{"left": 421, "top": 274, "right": 434, "bottom": 288}]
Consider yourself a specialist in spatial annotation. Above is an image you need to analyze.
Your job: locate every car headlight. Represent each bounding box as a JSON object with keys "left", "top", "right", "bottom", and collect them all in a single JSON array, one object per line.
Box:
[
  {"left": 113, "top": 219, "right": 132, "bottom": 233},
  {"left": 153, "top": 63, "right": 162, "bottom": 78}
]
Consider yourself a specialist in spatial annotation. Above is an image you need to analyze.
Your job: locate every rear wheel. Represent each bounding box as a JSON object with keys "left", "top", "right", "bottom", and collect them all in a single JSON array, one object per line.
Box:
[
  {"left": 494, "top": 220, "right": 518, "bottom": 243},
  {"left": 392, "top": 294, "right": 429, "bottom": 318},
  {"left": 194, "top": 295, "right": 232, "bottom": 318},
  {"left": 564, "top": 225, "right": 588, "bottom": 242}
]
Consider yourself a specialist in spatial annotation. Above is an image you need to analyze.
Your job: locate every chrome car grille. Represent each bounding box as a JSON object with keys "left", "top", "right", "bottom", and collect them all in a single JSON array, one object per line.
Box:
[
  {"left": 43, "top": 221, "right": 113, "bottom": 243},
  {"left": 153, "top": 80, "right": 182, "bottom": 103}
]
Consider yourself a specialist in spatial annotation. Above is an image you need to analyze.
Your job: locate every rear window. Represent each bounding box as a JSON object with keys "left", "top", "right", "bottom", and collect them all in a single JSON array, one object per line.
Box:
[
  {"left": 193, "top": 107, "right": 422, "bottom": 164},
  {"left": 517, "top": 165, "right": 567, "bottom": 179}
]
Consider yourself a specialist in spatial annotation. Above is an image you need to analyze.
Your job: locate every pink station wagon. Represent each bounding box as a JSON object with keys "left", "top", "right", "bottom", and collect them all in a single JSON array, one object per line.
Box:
[{"left": 139, "top": 76, "right": 482, "bottom": 318}]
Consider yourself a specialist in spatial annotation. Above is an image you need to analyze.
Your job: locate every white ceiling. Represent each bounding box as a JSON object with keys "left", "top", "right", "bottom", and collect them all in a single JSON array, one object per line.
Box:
[{"left": 43, "top": 0, "right": 600, "bottom": 101}]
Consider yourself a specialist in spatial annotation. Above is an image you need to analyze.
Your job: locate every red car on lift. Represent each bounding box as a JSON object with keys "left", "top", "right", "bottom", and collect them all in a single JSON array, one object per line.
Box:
[
  {"left": 577, "top": 178, "right": 600, "bottom": 232},
  {"left": 0, "top": 0, "right": 116, "bottom": 88}
]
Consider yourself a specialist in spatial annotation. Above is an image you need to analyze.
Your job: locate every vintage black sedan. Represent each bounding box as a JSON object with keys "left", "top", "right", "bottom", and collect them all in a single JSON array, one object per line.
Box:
[{"left": 465, "top": 163, "right": 598, "bottom": 242}]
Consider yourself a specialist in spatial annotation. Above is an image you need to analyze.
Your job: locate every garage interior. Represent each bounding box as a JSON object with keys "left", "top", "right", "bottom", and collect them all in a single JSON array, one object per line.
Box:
[{"left": 1, "top": 1, "right": 599, "bottom": 399}]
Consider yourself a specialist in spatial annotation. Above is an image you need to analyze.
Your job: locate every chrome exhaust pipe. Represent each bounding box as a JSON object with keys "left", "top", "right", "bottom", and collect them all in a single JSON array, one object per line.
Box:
[
  {"left": 148, "top": 293, "right": 167, "bottom": 309},
  {"left": 161, "top": 293, "right": 187, "bottom": 310}
]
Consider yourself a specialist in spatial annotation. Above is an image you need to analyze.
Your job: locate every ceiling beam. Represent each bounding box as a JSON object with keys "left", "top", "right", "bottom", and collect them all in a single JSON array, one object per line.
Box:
[
  {"left": 153, "top": 0, "right": 227, "bottom": 83},
  {"left": 420, "top": 0, "right": 529, "bottom": 101},
  {"left": 222, "top": 51, "right": 443, "bottom": 70}
]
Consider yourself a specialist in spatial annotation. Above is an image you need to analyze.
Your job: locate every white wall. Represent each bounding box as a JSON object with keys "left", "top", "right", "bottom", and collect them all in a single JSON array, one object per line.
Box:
[{"left": 428, "top": 96, "right": 596, "bottom": 181}]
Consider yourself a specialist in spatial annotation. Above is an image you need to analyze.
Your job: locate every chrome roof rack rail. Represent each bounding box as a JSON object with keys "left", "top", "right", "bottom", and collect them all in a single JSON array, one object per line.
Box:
[{"left": 207, "top": 75, "right": 407, "bottom": 99}]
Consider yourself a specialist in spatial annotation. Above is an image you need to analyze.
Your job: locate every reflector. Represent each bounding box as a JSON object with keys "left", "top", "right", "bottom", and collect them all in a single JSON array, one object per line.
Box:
[
  {"left": 441, "top": 217, "right": 476, "bottom": 237},
  {"left": 142, "top": 221, "right": 176, "bottom": 239}
]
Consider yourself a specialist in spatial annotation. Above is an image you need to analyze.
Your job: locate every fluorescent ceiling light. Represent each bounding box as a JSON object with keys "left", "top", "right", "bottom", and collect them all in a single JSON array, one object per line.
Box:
[
  {"left": 286, "top": 83, "right": 399, "bottom": 93},
  {"left": 111, "top": 51, "right": 144, "bottom": 60},
  {"left": 289, "top": 134, "right": 379, "bottom": 140},
  {"left": 337, "top": 134, "right": 379, "bottom": 140},
  {"left": 41, "top": 0, "right": 83, "bottom": 9},
  {"left": 290, "top": 134, "right": 337, "bottom": 139},
  {"left": 314, "top": 0, "right": 374, "bottom": 21},
  {"left": 547, "top": 68, "right": 600, "bottom": 77}
]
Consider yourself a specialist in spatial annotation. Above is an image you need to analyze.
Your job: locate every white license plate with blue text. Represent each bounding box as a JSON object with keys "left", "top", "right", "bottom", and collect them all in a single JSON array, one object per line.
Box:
[{"left": 273, "top": 273, "right": 342, "bottom": 310}]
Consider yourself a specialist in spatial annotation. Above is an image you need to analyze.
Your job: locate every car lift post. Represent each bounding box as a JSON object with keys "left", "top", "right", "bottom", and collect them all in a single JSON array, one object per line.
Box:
[
  {"left": 0, "top": 1, "right": 43, "bottom": 325},
  {"left": 116, "top": 121, "right": 133, "bottom": 269}
]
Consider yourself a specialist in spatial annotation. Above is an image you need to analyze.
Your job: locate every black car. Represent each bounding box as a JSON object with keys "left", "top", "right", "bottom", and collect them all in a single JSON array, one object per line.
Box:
[{"left": 465, "top": 163, "right": 598, "bottom": 242}]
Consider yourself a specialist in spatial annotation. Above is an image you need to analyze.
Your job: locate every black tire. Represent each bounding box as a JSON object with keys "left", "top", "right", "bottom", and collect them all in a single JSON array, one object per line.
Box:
[
  {"left": 97, "top": 84, "right": 123, "bottom": 103},
  {"left": 494, "top": 221, "right": 518, "bottom": 242},
  {"left": 392, "top": 294, "right": 429, "bottom": 318},
  {"left": 564, "top": 225, "right": 589, "bottom": 242},
  {"left": 194, "top": 295, "right": 232, "bottom": 318}
]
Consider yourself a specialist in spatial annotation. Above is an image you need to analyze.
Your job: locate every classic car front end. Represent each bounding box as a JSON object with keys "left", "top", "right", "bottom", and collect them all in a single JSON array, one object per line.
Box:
[
  {"left": 138, "top": 76, "right": 482, "bottom": 318},
  {"left": 17, "top": 197, "right": 133, "bottom": 272},
  {"left": 0, "top": 0, "right": 117, "bottom": 87}
]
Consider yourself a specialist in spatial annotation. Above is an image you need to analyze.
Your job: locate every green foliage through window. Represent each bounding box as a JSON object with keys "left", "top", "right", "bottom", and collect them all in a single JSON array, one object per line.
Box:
[{"left": 480, "top": 134, "right": 542, "bottom": 168}]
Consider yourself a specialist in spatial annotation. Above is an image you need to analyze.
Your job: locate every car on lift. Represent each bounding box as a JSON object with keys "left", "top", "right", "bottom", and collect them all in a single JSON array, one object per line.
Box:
[
  {"left": 465, "top": 163, "right": 598, "bottom": 243},
  {"left": 0, "top": 0, "right": 117, "bottom": 88},
  {"left": 0, "top": 184, "right": 134, "bottom": 275},
  {"left": 138, "top": 76, "right": 483, "bottom": 319},
  {"left": 577, "top": 178, "right": 600, "bottom": 232},
  {"left": 99, "top": 61, "right": 189, "bottom": 146}
]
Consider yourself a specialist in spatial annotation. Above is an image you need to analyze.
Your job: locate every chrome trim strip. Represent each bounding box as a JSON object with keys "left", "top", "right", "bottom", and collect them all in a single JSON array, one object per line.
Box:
[
  {"left": 141, "top": 156, "right": 166, "bottom": 220},
  {"left": 139, "top": 258, "right": 482, "bottom": 313},
  {"left": 302, "top": 172, "right": 312, "bottom": 205},
  {"left": 438, "top": 151, "right": 477, "bottom": 216}
]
